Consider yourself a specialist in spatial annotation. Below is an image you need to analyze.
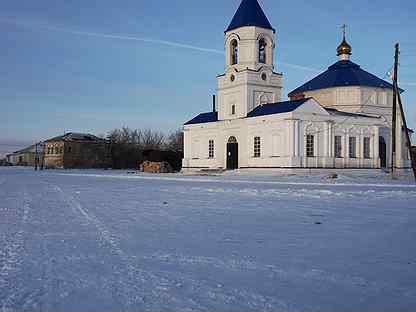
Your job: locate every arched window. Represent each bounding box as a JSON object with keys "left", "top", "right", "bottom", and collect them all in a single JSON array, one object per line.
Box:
[
  {"left": 231, "top": 40, "right": 238, "bottom": 65},
  {"left": 259, "top": 39, "right": 267, "bottom": 64}
]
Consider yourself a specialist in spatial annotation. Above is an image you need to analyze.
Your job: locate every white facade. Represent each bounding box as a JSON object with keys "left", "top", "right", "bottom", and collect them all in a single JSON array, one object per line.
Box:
[
  {"left": 182, "top": 1, "right": 411, "bottom": 171},
  {"left": 183, "top": 98, "right": 385, "bottom": 170}
]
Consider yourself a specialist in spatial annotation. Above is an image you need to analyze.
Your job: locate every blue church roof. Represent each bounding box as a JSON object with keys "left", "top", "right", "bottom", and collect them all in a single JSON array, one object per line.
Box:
[
  {"left": 246, "top": 98, "right": 310, "bottom": 118},
  {"left": 185, "top": 99, "right": 310, "bottom": 125},
  {"left": 225, "top": 0, "right": 275, "bottom": 33},
  {"left": 184, "top": 112, "right": 218, "bottom": 125},
  {"left": 288, "top": 60, "right": 399, "bottom": 97}
]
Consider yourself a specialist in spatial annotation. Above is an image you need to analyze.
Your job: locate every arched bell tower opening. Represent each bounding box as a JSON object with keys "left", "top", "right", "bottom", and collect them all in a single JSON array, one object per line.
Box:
[
  {"left": 259, "top": 38, "right": 267, "bottom": 64},
  {"left": 227, "top": 136, "right": 239, "bottom": 170},
  {"left": 231, "top": 39, "right": 239, "bottom": 65}
]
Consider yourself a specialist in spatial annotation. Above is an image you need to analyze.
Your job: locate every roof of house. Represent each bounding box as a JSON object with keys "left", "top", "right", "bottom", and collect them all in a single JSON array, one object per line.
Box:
[
  {"left": 246, "top": 98, "right": 310, "bottom": 118},
  {"left": 288, "top": 60, "right": 400, "bottom": 97},
  {"left": 185, "top": 112, "right": 218, "bottom": 125},
  {"left": 225, "top": 0, "right": 274, "bottom": 33},
  {"left": 11, "top": 145, "right": 37, "bottom": 155},
  {"left": 44, "top": 132, "right": 105, "bottom": 143}
]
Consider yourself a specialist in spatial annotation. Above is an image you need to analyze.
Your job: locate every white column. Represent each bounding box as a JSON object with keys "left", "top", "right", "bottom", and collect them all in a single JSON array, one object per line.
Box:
[
  {"left": 324, "top": 122, "right": 329, "bottom": 158},
  {"left": 289, "top": 120, "right": 298, "bottom": 157},
  {"left": 356, "top": 131, "right": 364, "bottom": 168},
  {"left": 344, "top": 133, "right": 349, "bottom": 168},
  {"left": 329, "top": 122, "right": 334, "bottom": 158},
  {"left": 294, "top": 120, "right": 300, "bottom": 157}
]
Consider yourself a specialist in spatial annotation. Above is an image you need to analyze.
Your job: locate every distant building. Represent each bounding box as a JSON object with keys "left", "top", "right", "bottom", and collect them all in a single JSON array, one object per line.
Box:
[
  {"left": 43, "top": 133, "right": 111, "bottom": 169},
  {"left": 6, "top": 145, "right": 40, "bottom": 166}
]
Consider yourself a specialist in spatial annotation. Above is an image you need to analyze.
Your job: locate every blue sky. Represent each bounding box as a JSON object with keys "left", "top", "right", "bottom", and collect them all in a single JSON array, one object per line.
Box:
[{"left": 1, "top": 0, "right": 416, "bottom": 156}]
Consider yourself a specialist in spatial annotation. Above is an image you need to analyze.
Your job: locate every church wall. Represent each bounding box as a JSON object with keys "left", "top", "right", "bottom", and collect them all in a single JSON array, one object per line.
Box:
[
  {"left": 183, "top": 110, "right": 384, "bottom": 170},
  {"left": 303, "top": 87, "right": 393, "bottom": 116},
  {"left": 299, "top": 86, "right": 410, "bottom": 169},
  {"left": 303, "top": 87, "right": 360, "bottom": 113}
]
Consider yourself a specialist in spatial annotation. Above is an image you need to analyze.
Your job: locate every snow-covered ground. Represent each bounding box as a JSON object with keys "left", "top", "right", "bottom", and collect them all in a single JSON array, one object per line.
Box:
[{"left": 1, "top": 167, "right": 416, "bottom": 311}]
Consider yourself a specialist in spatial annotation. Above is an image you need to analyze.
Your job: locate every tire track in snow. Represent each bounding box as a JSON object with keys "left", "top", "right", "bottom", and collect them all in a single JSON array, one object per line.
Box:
[
  {"left": 51, "top": 184, "right": 146, "bottom": 309},
  {"left": 50, "top": 184, "right": 203, "bottom": 311},
  {"left": 0, "top": 190, "right": 31, "bottom": 311},
  {"left": 50, "top": 184, "right": 291, "bottom": 311},
  {"left": 144, "top": 253, "right": 388, "bottom": 295}
]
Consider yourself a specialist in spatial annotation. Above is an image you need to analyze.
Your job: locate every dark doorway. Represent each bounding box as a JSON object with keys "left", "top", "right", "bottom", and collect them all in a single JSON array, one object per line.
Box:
[
  {"left": 379, "top": 136, "right": 387, "bottom": 168},
  {"left": 227, "top": 136, "right": 238, "bottom": 170}
]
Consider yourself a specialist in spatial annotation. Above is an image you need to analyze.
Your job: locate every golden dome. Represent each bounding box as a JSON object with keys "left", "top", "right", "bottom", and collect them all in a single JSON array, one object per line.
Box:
[{"left": 337, "top": 38, "right": 352, "bottom": 56}]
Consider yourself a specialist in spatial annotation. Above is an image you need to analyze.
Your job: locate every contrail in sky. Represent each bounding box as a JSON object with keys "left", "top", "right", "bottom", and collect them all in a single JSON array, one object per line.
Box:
[{"left": 0, "top": 17, "right": 321, "bottom": 72}]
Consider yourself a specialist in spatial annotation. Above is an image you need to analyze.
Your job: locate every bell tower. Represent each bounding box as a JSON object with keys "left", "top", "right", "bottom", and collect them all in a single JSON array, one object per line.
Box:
[{"left": 217, "top": 0, "right": 283, "bottom": 121}]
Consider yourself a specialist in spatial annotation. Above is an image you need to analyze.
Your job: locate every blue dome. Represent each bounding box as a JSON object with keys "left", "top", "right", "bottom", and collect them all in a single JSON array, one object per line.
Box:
[
  {"left": 225, "top": 0, "right": 274, "bottom": 33},
  {"left": 288, "top": 60, "right": 400, "bottom": 97}
]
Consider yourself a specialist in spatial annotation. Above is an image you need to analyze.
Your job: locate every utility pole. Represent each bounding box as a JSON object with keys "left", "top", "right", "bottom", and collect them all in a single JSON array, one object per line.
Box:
[
  {"left": 391, "top": 43, "right": 399, "bottom": 178},
  {"left": 396, "top": 82, "right": 416, "bottom": 182}
]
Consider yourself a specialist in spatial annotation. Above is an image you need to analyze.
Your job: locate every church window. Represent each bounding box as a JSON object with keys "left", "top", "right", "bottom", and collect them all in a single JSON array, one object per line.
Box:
[
  {"left": 231, "top": 40, "right": 238, "bottom": 65},
  {"left": 259, "top": 39, "right": 267, "bottom": 64},
  {"left": 230, "top": 74, "right": 235, "bottom": 82},
  {"left": 349, "top": 137, "right": 357, "bottom": 158},
  {"left": 254, "top": 137, "right": 261, "bottom": 158},
  {"left": 306, "top": 135, "right": 315, "bottom": 157},
  {"left": 208, "top": 140, "right": 214, "bottom": 159},
  {"left": 363, "top": 137, "right": 371, "bottom": 159},
  {"left": 261, "top": 73, "right": 267, "bottom": 81},
  {"left": 231, "top": 104, "right": 236, "bottom": 115},
  {"left": 334, "top": 136, "right": 342, "bottom": 158}
]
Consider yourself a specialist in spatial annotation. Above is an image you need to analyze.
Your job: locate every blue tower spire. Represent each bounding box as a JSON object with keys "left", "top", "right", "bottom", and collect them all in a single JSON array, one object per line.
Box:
[{"left": 225, "top": 0, "right": 275, "bottom": 33}]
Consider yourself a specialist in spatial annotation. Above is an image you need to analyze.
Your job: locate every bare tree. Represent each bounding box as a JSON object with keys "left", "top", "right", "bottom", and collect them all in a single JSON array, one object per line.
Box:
[
  {"left": 166, "top": 129, "right": 184, "bottom": 152},
  {"left": 107, "top": 127, "right": 168, "bottom": 169},
  {"left": 141, "top": 129, "right": 165, "bottom": 150}
]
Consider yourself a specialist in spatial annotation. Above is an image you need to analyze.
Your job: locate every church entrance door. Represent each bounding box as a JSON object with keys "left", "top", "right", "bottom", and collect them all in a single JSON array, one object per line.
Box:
[
  {"left": 227, "top": 136, "right": 238, "bottom": 170},
  {"left": 379, "top": 136, "right": 387, "bottom": 168}
]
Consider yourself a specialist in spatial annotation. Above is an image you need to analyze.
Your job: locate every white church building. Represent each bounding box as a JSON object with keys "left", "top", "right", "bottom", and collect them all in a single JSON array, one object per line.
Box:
[{"left": 182, "top": 0, "right": 411, "bottom": 171}]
